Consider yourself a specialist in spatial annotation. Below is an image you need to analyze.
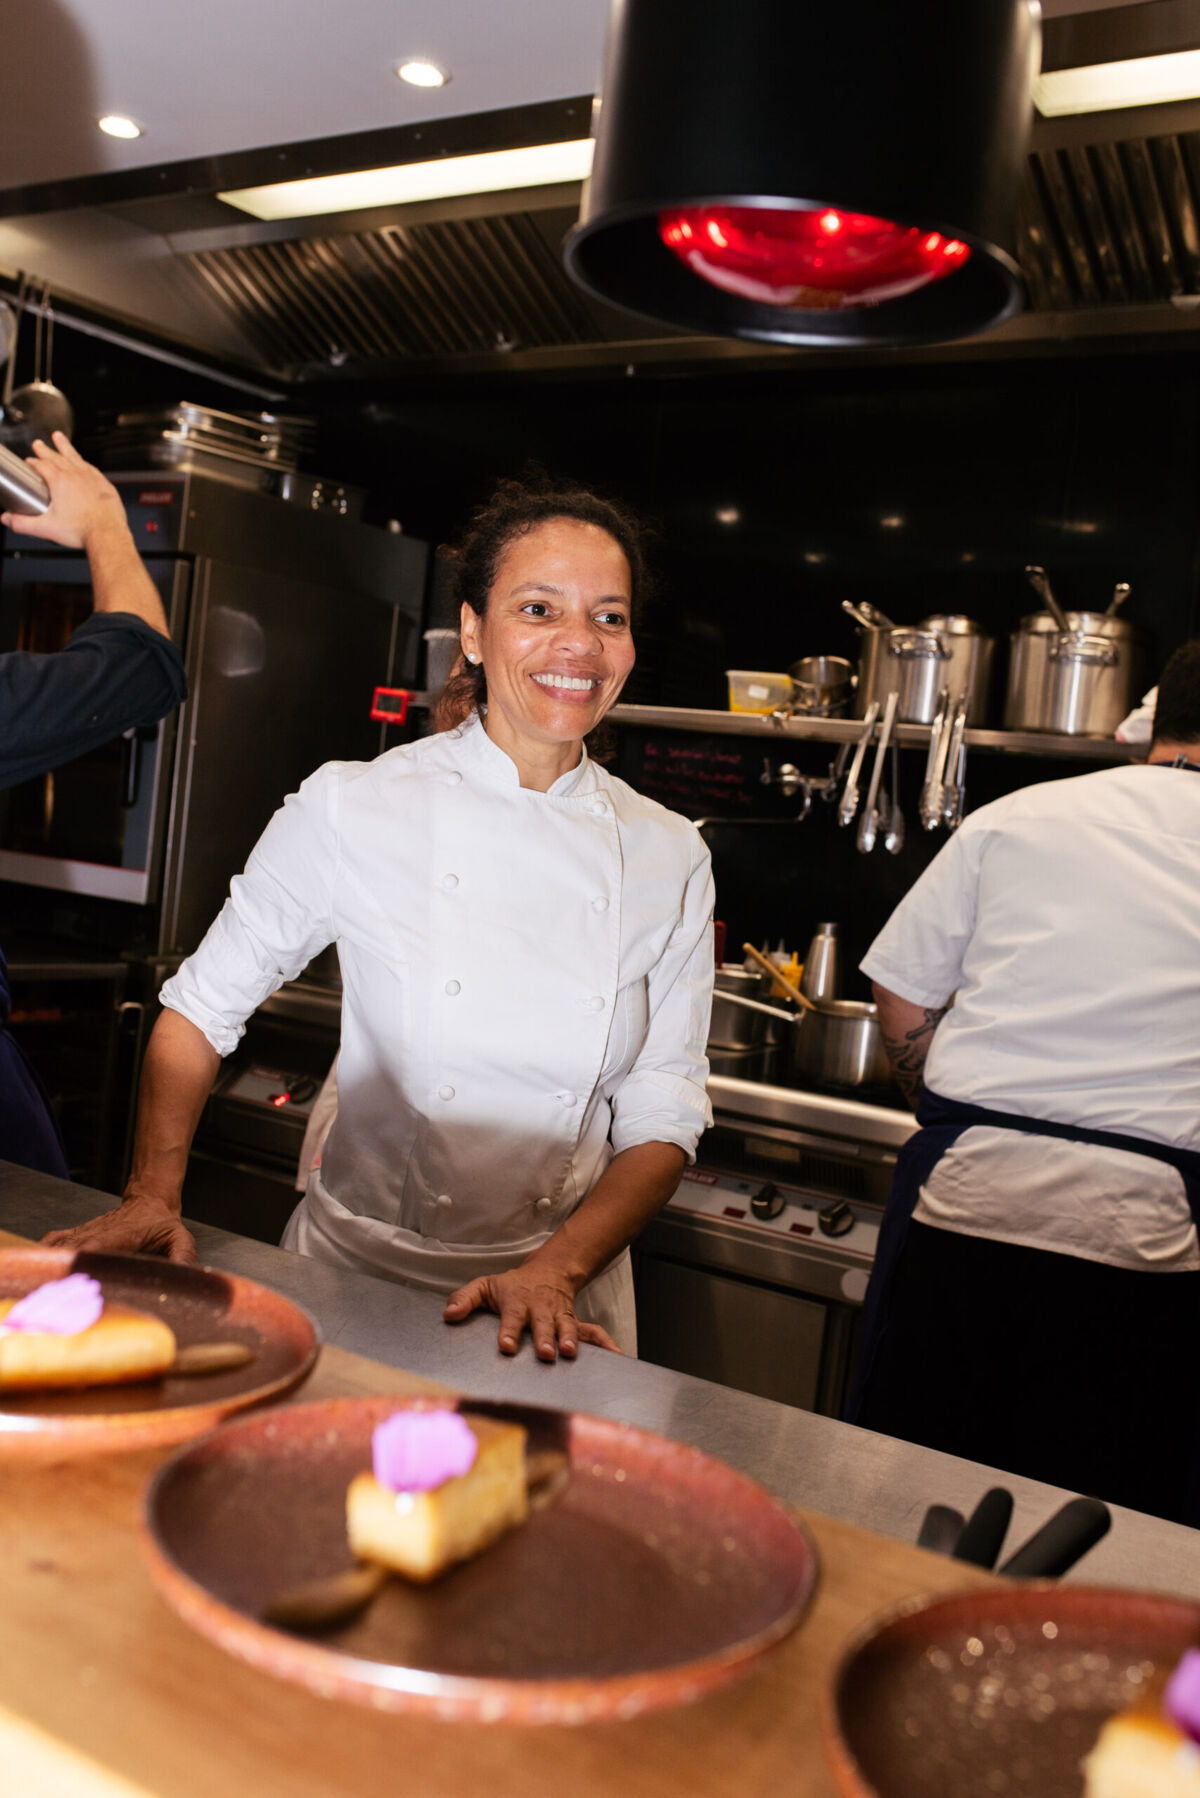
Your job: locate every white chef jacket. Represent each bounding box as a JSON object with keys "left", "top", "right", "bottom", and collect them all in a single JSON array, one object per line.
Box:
[
  {"left": 161, "top": 715, "right": 715, "bottom": 1343},
  {"left": 861, "top": 763, "right": 1200, "bottom": 1271}
]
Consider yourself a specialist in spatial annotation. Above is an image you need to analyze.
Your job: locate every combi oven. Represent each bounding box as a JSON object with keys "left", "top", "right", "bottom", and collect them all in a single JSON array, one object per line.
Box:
[
  {"left": 0, "top": 470, "right": 429, "bottom": 958},
  {"left": 0, "top": 537, "right": 187, "bottom": 906}
]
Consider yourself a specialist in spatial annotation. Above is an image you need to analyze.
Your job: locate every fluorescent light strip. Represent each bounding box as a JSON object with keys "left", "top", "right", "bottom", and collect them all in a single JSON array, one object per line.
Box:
[
  {"left": 219, "top": 138, "right": 594, "bottom": 221},
  {"left": 1034, "top": 48, "right": 1200, "bottom": 117}
]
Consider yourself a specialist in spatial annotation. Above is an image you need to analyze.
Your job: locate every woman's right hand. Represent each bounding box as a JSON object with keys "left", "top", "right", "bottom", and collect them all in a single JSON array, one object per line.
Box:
[{"left": 42, "top": 1192, "right": 198, "bottom": 1263}]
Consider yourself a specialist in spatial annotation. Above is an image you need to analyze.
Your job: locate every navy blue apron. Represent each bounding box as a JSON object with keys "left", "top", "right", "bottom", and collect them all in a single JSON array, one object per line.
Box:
[
  {"left": 0, "top": 947, "right": 70, "bottom": 1179},
  {"left": 847, "top": 1087, "right": 1200, "bottom": 1421}
]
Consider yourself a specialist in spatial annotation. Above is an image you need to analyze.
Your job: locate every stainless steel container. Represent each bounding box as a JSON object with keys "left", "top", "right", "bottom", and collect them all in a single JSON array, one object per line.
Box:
[
  {"left": 854, "top": 624, "right": 950, "bottom": 723},
  {"left": 916, "top": 614, "right": 995, "bottom": 723},
  {"left": 709, "top": 965, "right": 775, "bottom": 1050},
  {"left": 718, "top": 990, "right": 895, "bottom": 1089},
  {"left": 855, "top": 616, "right": 994, "bottom": 724},
  {"left": 0, "top": 441, "right": 49, "bottom": 515},
  {"left": 1004, "top": 610, "right": 1138, "bottom": 736},
  {"left": 787, "top": 655, "right": 854, "bottom": 716}
]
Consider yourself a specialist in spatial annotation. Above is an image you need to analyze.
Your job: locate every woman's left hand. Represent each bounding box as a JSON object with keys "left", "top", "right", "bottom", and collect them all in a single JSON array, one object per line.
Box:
[{"left": 443, "top": 1269, "right": 621, "bottom": 1361}]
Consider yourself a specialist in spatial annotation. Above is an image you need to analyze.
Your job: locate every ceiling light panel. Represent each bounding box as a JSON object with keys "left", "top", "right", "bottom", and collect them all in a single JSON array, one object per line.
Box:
[
  {"left": 396, "top": 59, "right": 450, "bottom": 88},
  {"left": 1035, "top": 47, "right": 1200, "bottom": 115},
  {"left": 98, "top": 115, "right": 143, "bottom": 139},
  {"left": 219, "top": 139, "right": 594, "bottom": 221}
]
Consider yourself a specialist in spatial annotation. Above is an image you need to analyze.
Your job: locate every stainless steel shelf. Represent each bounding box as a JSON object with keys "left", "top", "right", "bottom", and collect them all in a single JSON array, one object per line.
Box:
[{"left": 608, "top": 703, "right": 1136, "bottom": 761}]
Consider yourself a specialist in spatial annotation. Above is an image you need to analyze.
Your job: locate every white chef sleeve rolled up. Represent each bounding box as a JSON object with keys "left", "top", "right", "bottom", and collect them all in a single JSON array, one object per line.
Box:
[
  {"left": 860, "top": 817, "right": 984, "bottom": 1009},
  {"left": 609, "top": 839, "right": 715, "bottom": 1162},
  {"left": 159, "top": 764, "right": 340, "bottom": 1056}
]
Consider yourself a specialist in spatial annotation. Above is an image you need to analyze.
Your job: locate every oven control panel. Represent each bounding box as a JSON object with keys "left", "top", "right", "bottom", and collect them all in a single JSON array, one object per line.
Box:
[
  {"left": 671, "top": 1166, "right": 880, "bottom": 1258},
  {"left": 644, "top": 1164, "right": 882, "bottom": 1305}
]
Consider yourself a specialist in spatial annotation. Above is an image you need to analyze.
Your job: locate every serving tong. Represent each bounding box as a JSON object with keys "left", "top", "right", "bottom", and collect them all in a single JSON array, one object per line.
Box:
[{"left": 918, "top": 687, "right": 967, "bottom": 832}]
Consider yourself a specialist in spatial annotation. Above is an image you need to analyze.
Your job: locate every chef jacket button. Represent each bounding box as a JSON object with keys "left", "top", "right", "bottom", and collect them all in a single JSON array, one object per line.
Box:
[
  {"left": 535, "top": 1197, "right": 552, "bottom": 1214},
  {"left": 438, "top": 1084, "right": 455, "bottom": 1101},
  {"left": 585, "top": 995, "right": 605, "bottom": 1011},
  {"left": 441, "top": 873, "right": 459, "bottom": 891},
  {"left": 445, "top": 771, "right": 462, "bottom": 787},
  {"left": 589, "top": 799, "right": 608, "bottom": 817},
  {"left": 591, "top": 896, "right": 609, "bottom": 913},
  {"left": 558, "top": 1090, "right": 577, "bottom": 1107},
  {"left": 444, "top": 979, "right": 461, "bottom": 996},
  {"left": 436, "top": 1193, "right": 453, "bottom": 1209}
]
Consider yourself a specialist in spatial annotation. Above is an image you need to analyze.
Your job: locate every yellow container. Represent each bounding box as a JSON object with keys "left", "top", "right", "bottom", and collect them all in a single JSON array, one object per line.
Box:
[{"left": 726, "top": 669, "right": 792, "bottom": 714}]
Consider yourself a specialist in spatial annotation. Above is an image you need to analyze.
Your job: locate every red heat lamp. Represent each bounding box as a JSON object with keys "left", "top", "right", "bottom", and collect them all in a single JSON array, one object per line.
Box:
[
  {"left": 658, "top": 205, "right": 971, "bottom": 312},
  {"left": 564, "top": 1, "right": 1037, "bottom": 348}
]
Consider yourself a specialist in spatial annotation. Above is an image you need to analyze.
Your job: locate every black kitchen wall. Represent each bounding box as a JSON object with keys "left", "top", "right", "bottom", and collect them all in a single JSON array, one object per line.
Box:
[
  {"left": 308, "top": 345, "right": 1199, "bottom": 978},
  {"left": 310, "top": 346, "right": 1200, "bottom": 706},
  {"left": 22, "top": 328, "right": 1200, "bottom": 977}
]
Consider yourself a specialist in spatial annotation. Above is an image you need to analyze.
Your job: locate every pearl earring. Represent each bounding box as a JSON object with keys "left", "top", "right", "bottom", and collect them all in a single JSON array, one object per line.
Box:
[{"left": 466, "top": 652, "right": 479, "bottom": 664}]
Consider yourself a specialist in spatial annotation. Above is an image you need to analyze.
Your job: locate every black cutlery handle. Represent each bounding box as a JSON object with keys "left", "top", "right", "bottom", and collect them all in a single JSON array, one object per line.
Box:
[
  {"left": 997, "top": 1497, "right": 1112, "bottom": 1579},
  {"left": 953, "top": 1487, "right": 1014, "bottom": 1569}
]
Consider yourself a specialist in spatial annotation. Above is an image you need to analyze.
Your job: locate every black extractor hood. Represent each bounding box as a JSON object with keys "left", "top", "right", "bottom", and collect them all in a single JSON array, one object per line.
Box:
[{"left": 565, "top": 0, "right": 1041, "bottom": 349}]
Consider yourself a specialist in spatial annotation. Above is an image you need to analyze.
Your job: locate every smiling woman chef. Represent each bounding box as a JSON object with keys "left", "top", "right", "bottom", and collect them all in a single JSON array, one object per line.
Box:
[{"left": 44, "top": 478, "right": 715, "bottom": 1361}]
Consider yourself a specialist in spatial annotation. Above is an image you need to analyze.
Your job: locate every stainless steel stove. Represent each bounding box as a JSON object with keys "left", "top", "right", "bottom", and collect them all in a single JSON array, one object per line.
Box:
[{"left": 633, "top": 1074, "right": 915, "bottom": 1418}]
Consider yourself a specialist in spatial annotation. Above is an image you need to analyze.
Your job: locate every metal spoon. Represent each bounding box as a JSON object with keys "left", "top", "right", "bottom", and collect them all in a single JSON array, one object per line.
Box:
[
  {"left": 1107, "top": 581, "right": 1131, "bottom": 616},
  {"left": 1024, "top": 564, "right": 1072, "bottom": 634},
  {"left": 883, "top": 739, "right": 904, "bottom": 853},
  {"left": 261, "top": 1449, "right": 572, "bottom": 1632},
  {"left": 169, "top": 1341, "right": 256, "bottom": 1376}
]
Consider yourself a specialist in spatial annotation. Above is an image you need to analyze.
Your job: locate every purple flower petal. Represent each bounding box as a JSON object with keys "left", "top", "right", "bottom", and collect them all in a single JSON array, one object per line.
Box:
[
  {"left": 372, "top": 1409, "right": 478, "bottom": 1492},
  {"left": 5, "top": 1273, "right": 104, "bottom": 1336},
  {"left": 1165, "top": 1648, "right": 1200, "bottom": 1745}
]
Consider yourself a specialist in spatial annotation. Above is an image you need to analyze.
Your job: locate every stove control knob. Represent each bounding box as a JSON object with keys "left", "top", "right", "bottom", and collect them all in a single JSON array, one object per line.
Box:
[
  {"left": 818, "top": 1200, "right": 855, "bottom": 1239},
  {"left": 750, "top": 1182, "right": 785, "bottom": 1221}
]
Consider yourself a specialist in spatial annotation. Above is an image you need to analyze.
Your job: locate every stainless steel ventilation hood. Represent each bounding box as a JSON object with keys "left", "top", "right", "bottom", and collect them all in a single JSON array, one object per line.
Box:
[{"left": 5, "top": 11, "right": 1200, "bottom": 384}]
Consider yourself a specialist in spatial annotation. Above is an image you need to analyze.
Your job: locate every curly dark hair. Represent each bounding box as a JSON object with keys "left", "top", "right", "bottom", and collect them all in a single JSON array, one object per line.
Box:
[
  {"left": 1151, "top": 638, "right": 1200, "bottom": 747},
  {"left": 432, "top": 474, "right": 651, "bottom": 752}
]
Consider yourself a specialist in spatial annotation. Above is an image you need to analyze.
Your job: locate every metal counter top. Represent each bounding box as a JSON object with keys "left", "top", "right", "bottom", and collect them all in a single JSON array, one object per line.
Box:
[{"left": 1, "top": 1160, "right": 1195, "bottom": 1598}]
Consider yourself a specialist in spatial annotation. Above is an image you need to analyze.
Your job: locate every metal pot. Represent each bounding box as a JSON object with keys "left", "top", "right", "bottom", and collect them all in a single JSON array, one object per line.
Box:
[
  {"left": 787, "top": 654, "right": 854, "bottom": 716},
  {"left": 1003, "top": 610, "right": 1138, "bottom": 736},
  {"left": 709, "top": 965, "right": 780, "bottom": 1051},
  {"left": 854, "top": 615, "right": 993, "bottom": 724},
  {"left": 915, "top": 614, "right": 994, "bottom": 723},
  {"left": 719, "top": 989, "right": 895, "bottom": 1089}
]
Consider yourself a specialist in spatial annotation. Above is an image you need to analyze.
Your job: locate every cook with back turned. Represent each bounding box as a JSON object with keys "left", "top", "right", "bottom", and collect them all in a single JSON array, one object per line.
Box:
[
  {"left": 847, "top": 638, "right": 1200, "bottom": 1526},
  {"left": 42, "top": 477, "right": 715, "bottom": 1361}
]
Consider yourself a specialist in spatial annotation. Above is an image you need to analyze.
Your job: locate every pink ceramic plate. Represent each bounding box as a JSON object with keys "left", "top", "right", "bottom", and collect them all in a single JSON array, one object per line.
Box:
[
  {"left": 824, "top": 1583, "right": 1200, "bottom": 1798},
  {"left": 0, "top": 1246, "right": 319, "bottom": 1456},
  {"left": 141, "top": 1394, "right": 819, "bottom": 1724}
]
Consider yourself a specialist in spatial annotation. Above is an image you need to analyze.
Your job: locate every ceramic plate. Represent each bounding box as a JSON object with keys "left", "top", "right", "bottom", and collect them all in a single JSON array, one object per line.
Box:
[
  {"left": 824, "top": 1583, "right": 1200, "bottom": 1798},
  {"left": 141, "top": 1394, "right": 819, "bottom": 1724},
  {"left": 0, "top": 1246, "right": 319, "bottom": 1456}
]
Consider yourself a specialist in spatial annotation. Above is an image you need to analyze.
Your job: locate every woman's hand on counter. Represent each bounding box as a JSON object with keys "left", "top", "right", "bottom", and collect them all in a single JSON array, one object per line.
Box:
[
  {"left": 443, "top": 1268, "right": 621, "bottom": 1362},
  {"left": 42, "top": 1193, "right": 198, "bottom": 1263}
]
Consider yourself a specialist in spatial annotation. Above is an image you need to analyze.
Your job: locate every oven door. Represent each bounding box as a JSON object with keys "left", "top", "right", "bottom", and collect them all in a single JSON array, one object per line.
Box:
[{"left": 0, "top": 550, "right": 190, "bottom": 903}]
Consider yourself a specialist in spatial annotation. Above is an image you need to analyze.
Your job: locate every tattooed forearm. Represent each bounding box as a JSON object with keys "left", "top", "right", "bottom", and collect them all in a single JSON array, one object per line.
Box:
[
  {"left": 880, "top": 1009, "right": 946, "bottom": 1106},
  {"left": 871, "top": 982, "right": 950, "bottom": 1108}
]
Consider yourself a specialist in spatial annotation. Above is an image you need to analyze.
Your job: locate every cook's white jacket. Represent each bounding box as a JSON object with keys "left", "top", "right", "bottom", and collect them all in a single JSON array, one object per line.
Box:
[{"left": 162, "top": 715, "right": 714, "bottom": 1288}]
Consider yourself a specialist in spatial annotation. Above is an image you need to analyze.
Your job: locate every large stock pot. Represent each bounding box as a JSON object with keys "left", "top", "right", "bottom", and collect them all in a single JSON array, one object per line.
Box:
[
  {"left": 717, "top": 989, "right": 894, "bottom": 1090},
  {"left": 854, "top": 614, "right": 993, "bottom": 724},
  {"left": 1003, "top": 610, "right": 1138, "bottom": 736}
]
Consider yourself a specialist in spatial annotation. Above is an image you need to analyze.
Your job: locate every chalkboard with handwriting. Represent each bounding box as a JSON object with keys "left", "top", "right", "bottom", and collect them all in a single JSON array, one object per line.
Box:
[{"left": 615, "top": 729, "right": 828, "bottom": 821}]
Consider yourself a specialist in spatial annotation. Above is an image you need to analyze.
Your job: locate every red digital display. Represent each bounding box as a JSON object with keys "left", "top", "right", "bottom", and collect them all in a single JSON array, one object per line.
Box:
[{"left": 659, "top": 203, "right": 971, "bottom": 310}]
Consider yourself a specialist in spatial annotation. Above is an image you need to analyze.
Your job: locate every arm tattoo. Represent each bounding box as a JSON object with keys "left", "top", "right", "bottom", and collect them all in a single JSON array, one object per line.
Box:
[{"left": 881, "top": 1007, "right": 948, "bottom": 1107}]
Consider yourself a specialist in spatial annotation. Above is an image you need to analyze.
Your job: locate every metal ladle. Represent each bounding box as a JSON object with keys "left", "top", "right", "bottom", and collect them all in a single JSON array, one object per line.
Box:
[{"left": 1024, "top": 564, "right": 1072, "bottom": 634}]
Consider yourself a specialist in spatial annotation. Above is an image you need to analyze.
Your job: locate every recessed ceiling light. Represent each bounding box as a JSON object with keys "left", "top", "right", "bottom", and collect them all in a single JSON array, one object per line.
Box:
[
  {"left": 98, "top": 115, "right": 143, "bottom": 140},
  {"left": 1034, "top": 48, "right": 1200, "bottom": 117},
  {"left": 397, "top": 59, "right": 449, "bottom": 89},
  {"left": 219, "top": 139, "right": 594, "bottom": 222}
]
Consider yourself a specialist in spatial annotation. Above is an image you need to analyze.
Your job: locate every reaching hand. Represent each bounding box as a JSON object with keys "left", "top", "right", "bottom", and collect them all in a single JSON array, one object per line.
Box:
[
  {"left": 443, "top": 1267, "right": 621, "bottom": 1362},
  {"left": 42, "top": 1193, "right": 198, "bottom": 1264},
  {"left": 0, "top": 433, "right": 128, "bottom": 550}
]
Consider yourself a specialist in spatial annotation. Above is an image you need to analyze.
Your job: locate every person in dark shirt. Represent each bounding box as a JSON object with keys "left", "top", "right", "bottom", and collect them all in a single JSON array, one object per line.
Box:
[{"left": 0, "top": 432, "right": 188, "bottom": 1174}]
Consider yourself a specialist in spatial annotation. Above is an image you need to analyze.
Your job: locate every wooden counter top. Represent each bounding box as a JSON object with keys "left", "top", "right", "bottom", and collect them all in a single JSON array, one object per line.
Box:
[{"left": 0, "top": 1232, "right": 997, "bottom": 1798}]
